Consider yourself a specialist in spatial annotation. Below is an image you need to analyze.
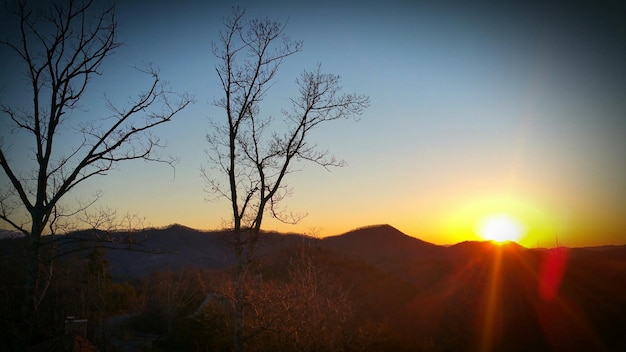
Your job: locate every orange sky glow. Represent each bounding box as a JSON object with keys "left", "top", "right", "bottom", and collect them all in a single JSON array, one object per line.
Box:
[{"left": 1, "top": 0, "right": 625, "bottom": 248}]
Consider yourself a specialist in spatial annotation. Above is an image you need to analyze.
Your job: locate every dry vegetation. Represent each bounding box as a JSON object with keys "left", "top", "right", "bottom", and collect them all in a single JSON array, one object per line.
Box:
[{"left": 1, "top": 225, "right": 625, "bottom": 351}]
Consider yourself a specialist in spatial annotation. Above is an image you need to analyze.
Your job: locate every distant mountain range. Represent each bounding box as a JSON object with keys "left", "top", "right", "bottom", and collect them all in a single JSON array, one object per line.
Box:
[
  {"left": 3, "top": 223, "right": 625, "bottom": 280},
  {"left": 0, "top": 229, "right": 23, "bottom": 239},
  {"left": 2, "top": 223, "right": 625, "bottom": 350},
  {"left": 89, "top": 223, "right": 509, "bottom": 280}
]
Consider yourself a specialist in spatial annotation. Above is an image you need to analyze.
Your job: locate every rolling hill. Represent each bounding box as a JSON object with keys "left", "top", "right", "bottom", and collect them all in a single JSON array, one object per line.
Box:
[{"left": 2, "top": 223, "right": 625, "bottom": 350}]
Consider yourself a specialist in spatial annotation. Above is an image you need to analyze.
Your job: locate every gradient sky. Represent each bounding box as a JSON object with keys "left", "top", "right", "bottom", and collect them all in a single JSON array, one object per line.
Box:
[{"left": 1, "top": 0, "right": 625, "bottom": 247}]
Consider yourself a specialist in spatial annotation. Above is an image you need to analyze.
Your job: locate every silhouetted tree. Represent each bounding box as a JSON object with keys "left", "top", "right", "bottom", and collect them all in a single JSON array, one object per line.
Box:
[
  {"left": 0, "top": 0, "right": 191, "bottom": 342},
  {"left": 204, "top": 7, "right": 369, "bottom": 351}
]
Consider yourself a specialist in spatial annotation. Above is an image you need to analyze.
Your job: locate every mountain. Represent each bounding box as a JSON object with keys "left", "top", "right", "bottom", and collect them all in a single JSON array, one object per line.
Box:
[
  {"left": 89, "top": 224, "right": 316, "bottom": 279},
  {"left": 321, "top": 224, "right": 447, "bottom": 289},
  {"left": 103, "top": 224, "right": 233, "bottom": 279},
  {"left": 92, "top": 223, "right": 442, "bottom": 280},
  {"left": 0, "top": 229, "right": 23, "bottom": 239},
  {"left": 322, "top": 224, "right": 440, "bottom": 259},
  {"left": 3, "top": 224, "right": 625, "bottom": 350}
]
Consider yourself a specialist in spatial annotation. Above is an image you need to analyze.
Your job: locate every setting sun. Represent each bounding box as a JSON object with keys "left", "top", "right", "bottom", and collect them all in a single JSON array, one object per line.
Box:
[{"left": 478, "top": 214, "right": 525, "bottom": 243}]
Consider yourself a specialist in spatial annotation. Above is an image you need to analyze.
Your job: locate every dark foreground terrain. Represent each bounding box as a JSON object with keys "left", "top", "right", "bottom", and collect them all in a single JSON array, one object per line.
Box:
[{"left": 1, "top": 224, "right": 625, "bottom": 351}]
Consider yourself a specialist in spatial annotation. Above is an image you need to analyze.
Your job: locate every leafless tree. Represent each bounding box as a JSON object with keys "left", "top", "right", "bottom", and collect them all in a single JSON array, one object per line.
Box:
[
  {"left": 0, "top": 0, "right": 192, "bottom": 336},
  {"left": 204, "top": 7, "right": 369, "bottom": 351}
]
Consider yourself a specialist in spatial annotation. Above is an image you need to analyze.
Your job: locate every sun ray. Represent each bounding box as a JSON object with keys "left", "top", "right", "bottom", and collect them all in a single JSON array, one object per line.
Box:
[{"left": 479, "top": 245, "right": 503, "bottom": 352}]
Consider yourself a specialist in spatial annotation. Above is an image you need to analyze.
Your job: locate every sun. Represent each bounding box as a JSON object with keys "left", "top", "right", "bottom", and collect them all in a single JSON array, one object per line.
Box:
[{"left": 477, "top": 214, "right": 525, "bottom": 243}]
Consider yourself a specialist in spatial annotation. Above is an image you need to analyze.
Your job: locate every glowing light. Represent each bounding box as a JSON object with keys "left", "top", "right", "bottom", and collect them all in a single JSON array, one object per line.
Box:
[
  {"left": 478, "top": 214, "right": 525, "bottom": 243},
  {"left": 444, "top": 194, "right": 561, "bottom": 247}
]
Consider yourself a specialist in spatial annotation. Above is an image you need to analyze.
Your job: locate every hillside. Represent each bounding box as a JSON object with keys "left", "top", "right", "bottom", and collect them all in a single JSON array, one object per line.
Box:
[
  {"left": 52, "top": 224, "right": 317, "bottom": 280},
  {"left": 2, "top": 224, "right": 625, "bottom": 350},
  {"left": 97, "top": 223, "right": 625, "bottom": 350}
]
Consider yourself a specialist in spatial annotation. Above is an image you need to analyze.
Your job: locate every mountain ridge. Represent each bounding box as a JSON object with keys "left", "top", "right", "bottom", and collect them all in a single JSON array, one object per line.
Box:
[
  {"left": 2, "top": 223, "right": 625, "bottom": 350},
  {"left": 3, "top": 223, "right": 626, "bottom": 281}
]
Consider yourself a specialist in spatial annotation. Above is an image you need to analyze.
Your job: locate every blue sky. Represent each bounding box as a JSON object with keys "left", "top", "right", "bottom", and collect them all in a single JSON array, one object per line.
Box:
[{"left": 1, "top": 0, "right": 625, "bottom": 246}]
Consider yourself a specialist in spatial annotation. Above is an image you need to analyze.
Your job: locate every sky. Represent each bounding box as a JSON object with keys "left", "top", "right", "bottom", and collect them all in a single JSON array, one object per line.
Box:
[{"left": 1, "top": 0, "right": 625, "bottom": 247}]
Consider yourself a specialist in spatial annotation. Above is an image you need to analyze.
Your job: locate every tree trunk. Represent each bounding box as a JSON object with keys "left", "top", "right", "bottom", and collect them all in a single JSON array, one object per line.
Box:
[
  {"left": 22, "top": 220, "right": 43, "bottom": 343},
  {"left": 233, "top": 260, "right": 245, "bottom": 352},
  {"left": 232, "top": 205, "right": 245, "bottom": 351}
]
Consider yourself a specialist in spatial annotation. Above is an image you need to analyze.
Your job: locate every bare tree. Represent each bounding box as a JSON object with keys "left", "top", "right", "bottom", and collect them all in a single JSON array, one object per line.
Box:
[
  {"left": 0, "top": 0, "right": 192, "bottom": 337},
  {"left": 204, "top": 7, "right": 369, "bottom": 351}
]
